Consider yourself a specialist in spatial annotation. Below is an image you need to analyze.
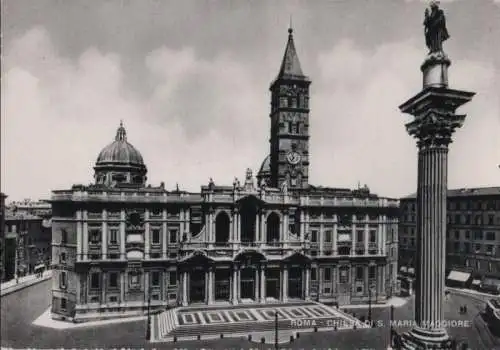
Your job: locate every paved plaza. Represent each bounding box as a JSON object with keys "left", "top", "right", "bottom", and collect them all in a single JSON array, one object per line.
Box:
[
  {"left": 1, "top": 280, "right": 499, "bottom": 349},
  {"left": 152, "top": 301, "right": 366, "bottom": 342}
]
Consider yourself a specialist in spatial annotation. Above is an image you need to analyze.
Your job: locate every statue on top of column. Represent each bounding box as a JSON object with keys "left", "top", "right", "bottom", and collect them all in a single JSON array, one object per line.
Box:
[{"left": 424, "top": 1, "right": 450, "bottom": 53}]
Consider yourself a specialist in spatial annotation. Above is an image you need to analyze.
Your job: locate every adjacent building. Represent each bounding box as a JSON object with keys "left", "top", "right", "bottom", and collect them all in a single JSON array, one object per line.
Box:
[
  {"left": 3, "top": 210, "right": 52, "bottom": 280},
  {"left": 50, "top": 28, "right": 399, "bottom": 322},
  {"left": 399, "top": 187, "right": 500, "bottom": 292},
  {"left": 0, "top": 193, "right": 7, "bottom": 281}
]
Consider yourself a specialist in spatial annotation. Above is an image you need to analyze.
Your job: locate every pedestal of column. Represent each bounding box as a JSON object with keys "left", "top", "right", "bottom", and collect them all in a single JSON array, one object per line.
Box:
[{"left": 398, "top": 51, "right": 475, "bottom": 350}]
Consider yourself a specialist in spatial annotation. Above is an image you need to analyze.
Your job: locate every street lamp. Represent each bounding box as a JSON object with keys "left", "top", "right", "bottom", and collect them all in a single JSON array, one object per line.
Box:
[
  {"left": 146, "top": 288, "right": 151, "bottom": 340},
  {"left": 368, "top": 287, "right": 372, "bottom": 323},
  {"left": 274, "top": 309, "right": 279, "bottom": 350}
]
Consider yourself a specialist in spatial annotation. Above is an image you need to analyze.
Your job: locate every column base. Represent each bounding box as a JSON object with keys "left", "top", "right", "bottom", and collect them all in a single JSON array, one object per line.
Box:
[
  {"left": 397, "top": 327, "right": 453, "bottom": 350},
  {"left": 231, "top": 299, "right": 239, "bottom": 305}
]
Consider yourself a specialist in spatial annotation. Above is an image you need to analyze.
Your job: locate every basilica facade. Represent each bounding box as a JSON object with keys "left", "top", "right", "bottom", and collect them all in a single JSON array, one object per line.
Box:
[{"left": 50, "top": 29, "right": 399, "bottom": 322}]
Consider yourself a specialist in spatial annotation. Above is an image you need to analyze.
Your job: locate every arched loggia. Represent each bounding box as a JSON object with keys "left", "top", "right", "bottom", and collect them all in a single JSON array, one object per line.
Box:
[
  {"left": 266, "top": 212, "right": 280, "bottom": 245},
  {"left": 215, "top": 212, "right": 230, "bottom": 245}
]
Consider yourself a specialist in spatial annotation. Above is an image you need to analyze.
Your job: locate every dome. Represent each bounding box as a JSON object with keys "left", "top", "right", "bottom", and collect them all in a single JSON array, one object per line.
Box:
[
  {"left": 258, "top": 155, "right": 271, "bottom": 176},
  {"left": 96, "top": 122, "right": 144, "bottom": 166},
  {"left": 94, "top": 121, "right": 147, "bottom": 187},
  {"left": 256, "top": 155, "right": 271, "bottom": 187}
]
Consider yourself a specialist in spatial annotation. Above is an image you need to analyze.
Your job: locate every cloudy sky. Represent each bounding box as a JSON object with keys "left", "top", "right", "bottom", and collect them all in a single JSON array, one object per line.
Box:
[{"left": 2, "top": 0, "right": 499, "bottom": 201}]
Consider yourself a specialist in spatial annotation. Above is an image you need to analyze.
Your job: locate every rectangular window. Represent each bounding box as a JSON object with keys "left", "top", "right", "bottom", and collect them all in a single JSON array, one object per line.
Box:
[
  {"left": 356, "top": 230, "right": 364, "bottom": 242},
  {"left": 369, "top": 231, "right": 376, "bottom": 243},
  {"left": 486, "top": 232, "right": 496, "bottom": 241},
  {"left": 323, "top": 268, "right": 331, "bottom": 282},
  {"left": 339, "top": 268, "right": 349, "bottom": 283},
  {"left": 109, "top": 272, "right": 118, "bottom": 288},
  {"left": 369, "top": 266, "right": 376, "bottom": 280},
  {"left": 465, "top": 231, "right": 471, "bottom": 240},
  {"left": 311, "top": 268, "right": 317, "bottom": 281},
  {"left": 453, "top": 242, "right": 460, "bottom": 251},
  {"left": 152, "top": 229, "right": 161, "bottom": 244},
  {"left": 90, "top": 272, "right": 100, "bottom": 289},
  {"left": 324, "top": 230, "right": 332, "bottom": 243},
  {"left": 475, "top": 244, "right": 481, "bottom": 253},
  {"left": 487, "top": 245, "right": 494, "bottom": 254},
  {"left": 311, "top": 230, "right": 318, "bottom": 243},
  {"left": 60, "top": 252, "right": 66, "bottom": 263},
  {"left": 454, "top": 230, "right": 460, "bottom": 240},
  {"left": 152, "top": 271, "right": 160, "bottom": 286},
  {"left": 169, "top": 230, "right": 177, "bottom": 244},
  {"left": 168, "top": 271, "right": 177, "bottom": 286},
  {"left": 61, "top": 298, "right": 67, "bottom": 310},
  {"left": 356, "top": 266, "right": 364, "bottom": 280},
  {"left": 464, "top": 243, "right": 471, "bottom": 253},
  {"left": 455, "top": 215, "right": 461, "bottom": 224},
  {"left": 109, "top": 229, "right": 118, "bottom": 244},
  {"left": 59, "top": 271, "right": 67, "bottom": 289},
  {"left": 61, "top": 229, "right": 68, "bottom": 244},
  {"left": 89, "top": 229, "right": 101, "bottom": 244}
]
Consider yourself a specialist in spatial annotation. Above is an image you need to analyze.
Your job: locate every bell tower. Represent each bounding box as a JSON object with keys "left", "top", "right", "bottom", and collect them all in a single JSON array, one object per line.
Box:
[{"left": 269, "top": 27, "right": 311, "bottom": 190}]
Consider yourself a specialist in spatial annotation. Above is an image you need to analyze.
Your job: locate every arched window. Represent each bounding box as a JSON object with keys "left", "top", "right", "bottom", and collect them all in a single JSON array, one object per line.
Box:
[
  {"left": 240, "top": 202, "right": 257, "bottom": 243},
  {"left": 215, "top": 212, "right": 230, "bottom": 245},
  {"left": 266, "top": 213, "right": 280, "bottom": 244}
]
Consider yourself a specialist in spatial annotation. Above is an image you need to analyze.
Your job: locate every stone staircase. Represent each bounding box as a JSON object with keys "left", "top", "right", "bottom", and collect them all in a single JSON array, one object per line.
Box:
[{"left": 155, "top": 308, "right": 178, "bottom": 339}]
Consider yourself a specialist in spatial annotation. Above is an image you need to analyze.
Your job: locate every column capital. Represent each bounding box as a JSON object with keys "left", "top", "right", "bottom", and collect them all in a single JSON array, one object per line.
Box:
[{"left": 406, "top": 110, "right": 466, "bottom": 149}]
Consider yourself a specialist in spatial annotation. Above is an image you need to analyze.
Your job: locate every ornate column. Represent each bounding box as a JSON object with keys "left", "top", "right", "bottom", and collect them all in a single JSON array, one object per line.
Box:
[
  {"left": 120, "top": 272, "right": 125, "bottom": 303},
  {"left": 232, "top": 265, "right": 238, "bottom": 304},
  {"left": 162, "top": 209, "right": 167, "bottom": 259},
  {"left": 237, "top": 268, "right": 241, "bottom": 302},
  {"left": 82, "top": 213, "right": 89, "bottom": 260},
  {"left": 144, "top": 211, "right": 150, "bottom": 259},
  {"left": 260, "top": 266, "right": 266, "bottom": 303},
  {"left": 283, "top": 265, "right": 289, "bottom": 302},
  {"left": 260, "top": 212, "right": 265, "bottom": 244},
  {"left": 120, "top": 210, "right": 126, "bottom": 260},
  {"left": 76, "top": 211, "right": 83, "bottom": 261},
  {"left": 208, "top": 268, "right": 214, "bottom": 304},
  {"left": 398, "top": 5, "right": 475, "bottom": 347},
  {"left": 305, "top": 267, "right": 311, "bottom": 300},
  {"left": 102, "top": 209, "right": 108, "bottom": 260},
  {"left": 254, "top": 268, "right": 259, "bottom": 300},
  {"left": 182, "top": 272, "right": 188, "bottom": 306}
]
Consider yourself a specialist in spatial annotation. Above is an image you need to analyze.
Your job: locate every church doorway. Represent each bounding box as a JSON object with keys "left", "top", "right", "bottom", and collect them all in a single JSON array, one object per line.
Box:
[
  {"left": 214, "top": 269, "right": 231, "bottom": 301},
  {"left": 288, "top": 267, "right": 303, "bottom": 299},
  {"left": 189, "top": 270, "right": 206, "bottom": 303},
  {"left": 266, "top": 268, "right": 280, "bottom": 299},
  {"left": 240, "top": 267, "right": 255, "bottom": 299}
]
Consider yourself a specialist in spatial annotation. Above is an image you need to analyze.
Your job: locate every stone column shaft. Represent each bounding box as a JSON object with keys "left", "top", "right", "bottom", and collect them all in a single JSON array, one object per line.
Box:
[
  {"left": 415, "top": 146, "right": 448, "bottom": 328},
  {"left": 260, "top": 267, "right": 266, "bottom": 302}
]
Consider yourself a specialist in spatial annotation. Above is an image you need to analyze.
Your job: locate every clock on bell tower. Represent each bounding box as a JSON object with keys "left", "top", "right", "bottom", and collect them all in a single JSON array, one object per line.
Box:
[{"left": 269, "top": 27, "right": 311, "bottom": 190}]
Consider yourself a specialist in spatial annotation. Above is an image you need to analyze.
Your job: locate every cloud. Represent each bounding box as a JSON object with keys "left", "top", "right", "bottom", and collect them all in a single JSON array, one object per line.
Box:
[
  {"left": 1, "top": 27, "right": 269, "bottom": 200},
  {"left": 310, "top": 38, "right": 499, "bottom": 196},
  {"left": 2, "top": 26, "right": 499, "bottom": 201}
]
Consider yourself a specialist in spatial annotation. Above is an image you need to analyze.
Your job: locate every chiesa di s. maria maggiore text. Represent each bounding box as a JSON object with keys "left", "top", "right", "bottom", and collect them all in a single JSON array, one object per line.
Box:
[{"left": 50, "top": 27, "right": 399, "bottom": 322}]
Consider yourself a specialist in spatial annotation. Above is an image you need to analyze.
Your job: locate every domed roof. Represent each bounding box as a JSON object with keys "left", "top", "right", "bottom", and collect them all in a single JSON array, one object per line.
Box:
[
  {"left": 258, "top": 155, "right": 271, "bottom": 176},
  {"left": 96, "top": 121, "right": 145, "bottom": 166}
]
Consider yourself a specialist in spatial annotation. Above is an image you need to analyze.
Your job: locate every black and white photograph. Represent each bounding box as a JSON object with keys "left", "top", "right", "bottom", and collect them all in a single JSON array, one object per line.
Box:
[{"left": 1, "top": 0, "right": 499, "bottom": 349}]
